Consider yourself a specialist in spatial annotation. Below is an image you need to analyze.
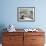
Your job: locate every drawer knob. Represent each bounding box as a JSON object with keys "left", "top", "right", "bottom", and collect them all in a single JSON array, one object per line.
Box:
[
  {"left": 9, "top": 38, "right": 14, "bottom": 40},
  {"left": 32, "top": 39, "right": 36, "bottom": 40}
]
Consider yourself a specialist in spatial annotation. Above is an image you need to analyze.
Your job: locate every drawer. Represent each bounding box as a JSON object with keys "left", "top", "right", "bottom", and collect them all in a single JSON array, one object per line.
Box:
[
  {"left": 24, "top": 36, "right": 32, "bottom": 40},
  {"left": 24, "top": 32, "right": 44, "bottom": 36},
  {"left": 3, "top": 32, "right": 23, "bottom": 36},
  {"left": 31, "top": 44, "right": 44, "bottom": 46},
  {"left": 3, "top": 43, "right": 23, "bottom": 46},
  {"left": 3, "top": 36, "right": 23, "bottom": 42},
  {"left": 3, "top": 43, "right": 22, "bottom": 46},
  {"left": 24, "top": 36, "right": 32, "bottom": 45},
  {"left": 32, "top": 36, "right": 45, "bottom": 44},
  {"left": 3, "top": 36, "right": 23, "bottom": 44}
]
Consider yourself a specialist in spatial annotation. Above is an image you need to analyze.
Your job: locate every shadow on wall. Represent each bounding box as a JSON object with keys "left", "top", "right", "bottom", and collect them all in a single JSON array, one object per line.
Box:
[{"left": 0, "top": 24, "right": 7, "bottom": 43}]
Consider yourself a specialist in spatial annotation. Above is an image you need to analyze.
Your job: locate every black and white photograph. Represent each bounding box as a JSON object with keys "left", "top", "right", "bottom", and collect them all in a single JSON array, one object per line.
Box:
[{"left": 17, "top": 7, "right": 35, "bottom": 22}]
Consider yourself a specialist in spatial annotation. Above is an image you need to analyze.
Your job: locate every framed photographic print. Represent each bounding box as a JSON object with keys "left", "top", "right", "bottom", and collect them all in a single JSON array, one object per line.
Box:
[{"left": 17, "top": 7, "right": 35, "bottom": 22}]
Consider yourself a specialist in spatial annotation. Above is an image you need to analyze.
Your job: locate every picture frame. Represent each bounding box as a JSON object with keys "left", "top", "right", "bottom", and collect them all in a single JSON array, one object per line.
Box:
[{"left": 17, "top": 7, "right": 35, "bottom": 22}]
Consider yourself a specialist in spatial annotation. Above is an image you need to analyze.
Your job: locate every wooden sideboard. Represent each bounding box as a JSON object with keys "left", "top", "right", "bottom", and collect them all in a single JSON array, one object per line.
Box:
[{"left": 2, "top": 31, "right": 45, "bottom": 46}]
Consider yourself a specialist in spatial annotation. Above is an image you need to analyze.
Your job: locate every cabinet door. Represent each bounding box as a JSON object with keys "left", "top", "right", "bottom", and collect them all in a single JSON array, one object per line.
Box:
[{"left": 24, "top": 33, "right": 32, "bottom": 46}]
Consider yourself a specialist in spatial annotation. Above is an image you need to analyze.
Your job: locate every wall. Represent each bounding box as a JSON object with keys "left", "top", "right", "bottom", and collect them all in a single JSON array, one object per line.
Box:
[
  {"left": 0, "top": 0, "right": 46, "bottom": 30},
  {"left": 0, "top": 0, "right": 46, "bottom": 31}
]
